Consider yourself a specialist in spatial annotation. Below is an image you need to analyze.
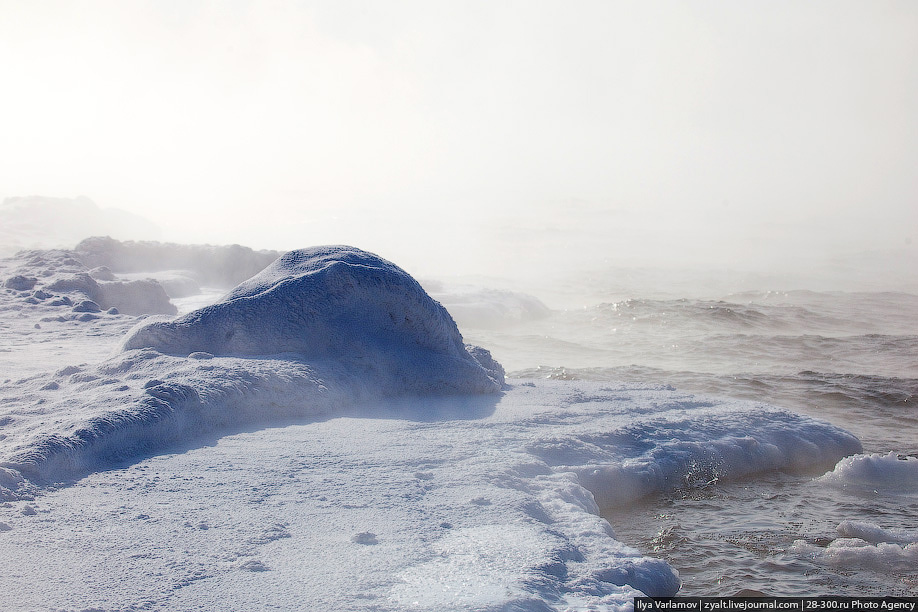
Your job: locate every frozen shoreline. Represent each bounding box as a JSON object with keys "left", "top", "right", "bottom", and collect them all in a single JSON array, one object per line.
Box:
[
  {"left": 0, "top": 378, "right": 864, "bottom": 611},
  {"left": 0, "top": 242, "right": 867, "bottom": 610}
]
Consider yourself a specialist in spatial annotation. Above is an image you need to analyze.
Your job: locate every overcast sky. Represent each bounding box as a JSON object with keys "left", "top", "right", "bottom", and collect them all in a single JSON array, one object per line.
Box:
[{"left": 1, "top": 0, "right": 916, "bottom": 279}]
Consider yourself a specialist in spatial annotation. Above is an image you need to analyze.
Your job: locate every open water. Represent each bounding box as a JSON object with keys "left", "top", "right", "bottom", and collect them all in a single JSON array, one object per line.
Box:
[{"left": 460, "top": 278, "right": 918, "bottom": 596}]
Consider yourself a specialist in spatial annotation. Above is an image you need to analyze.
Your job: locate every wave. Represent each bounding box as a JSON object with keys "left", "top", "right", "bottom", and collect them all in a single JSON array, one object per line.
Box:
[
  {"left": 511, "top": 366, "right": 917, "bottom": 453},
  {"left": 513, "top": 366, "right": 916, "bottom": 410},
  {"left": 563, "top": 291, "right": 918, "bottom": 339}
]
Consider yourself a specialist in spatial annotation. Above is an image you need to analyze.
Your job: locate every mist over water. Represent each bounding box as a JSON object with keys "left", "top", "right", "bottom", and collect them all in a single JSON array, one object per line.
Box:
[
  {"left": 1, "top": 0, "right": 917, "bottom": 600},
  {"left": 449, "top": 270, "right": 918, "bottom": 597},
  {"left": 1, "top": 1, "right": 916, "bottom": 292}
]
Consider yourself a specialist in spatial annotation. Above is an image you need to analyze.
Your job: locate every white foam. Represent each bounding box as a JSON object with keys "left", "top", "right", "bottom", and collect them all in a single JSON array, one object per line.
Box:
[
  {"left": 818, "top": 451, "right": 918, "bottom": 493},
  {"left": 790, "top": 532, "right": 918, "bottom": 571},
  {"left": 836, "top": 520, "right": 918, "bottom": 545}
]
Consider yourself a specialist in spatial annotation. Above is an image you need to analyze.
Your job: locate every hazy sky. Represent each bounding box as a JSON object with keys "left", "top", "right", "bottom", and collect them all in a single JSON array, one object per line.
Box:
[{"left": 1, "top": 0, "right": 916, "bottom": 279}]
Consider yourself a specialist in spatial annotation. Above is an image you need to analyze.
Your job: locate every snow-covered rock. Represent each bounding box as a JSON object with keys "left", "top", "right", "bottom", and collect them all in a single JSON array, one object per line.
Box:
[{"left": 123, "top": 246, "right": 503, "bottom": 393}]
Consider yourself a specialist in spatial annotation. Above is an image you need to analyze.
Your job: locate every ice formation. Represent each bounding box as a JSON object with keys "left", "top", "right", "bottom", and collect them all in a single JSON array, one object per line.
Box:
[
  {"left": 787, "top": 454, "right": 918, "bottom": 573},
  {"left": 1, "top": 246, "right": 504, "bottom": 491}
]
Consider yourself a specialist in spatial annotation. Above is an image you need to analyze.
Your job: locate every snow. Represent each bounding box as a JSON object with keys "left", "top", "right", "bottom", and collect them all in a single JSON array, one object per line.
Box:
[{"left": 0, "top": 243, "right": 865, "bottom": 611}]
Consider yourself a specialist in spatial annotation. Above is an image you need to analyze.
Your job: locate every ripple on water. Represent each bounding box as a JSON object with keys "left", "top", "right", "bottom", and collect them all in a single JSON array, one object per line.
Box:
[{"left": 604, "top": 471, "right": 918, "bottom": 597}]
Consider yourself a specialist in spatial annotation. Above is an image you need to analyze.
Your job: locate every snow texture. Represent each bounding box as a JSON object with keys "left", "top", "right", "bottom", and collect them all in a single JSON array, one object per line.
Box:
[
  {"left": 0, "top": 244, "right": 866, "bottom": 611},
  {"left": 2, "top": 246, "right": 504, "bottom": 491},
  {"left": 122, "top": 246, "right": 504, "bottom": 391}
]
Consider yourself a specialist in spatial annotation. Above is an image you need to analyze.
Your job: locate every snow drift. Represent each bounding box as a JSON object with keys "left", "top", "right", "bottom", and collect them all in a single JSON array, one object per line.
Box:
[
  {"left": 1, "top": 246, "right": 503, "bottom": 493},
  {"left": 122, "top": 246, "right": 504, "bottom": 393}
]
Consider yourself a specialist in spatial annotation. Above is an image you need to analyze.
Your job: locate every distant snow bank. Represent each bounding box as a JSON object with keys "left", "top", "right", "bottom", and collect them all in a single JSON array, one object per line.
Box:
[
  {"left": 74, "top": 236, "right": 280, "bottom": 289},
  {"left": 421, "top": 280, "right": 551, "bottom": 329},
  {"left": 4, "top": 248, "right": 176, "bottom": 316},
  {"left": 0, "top": 196, "right": 160, "bottom": 256}
]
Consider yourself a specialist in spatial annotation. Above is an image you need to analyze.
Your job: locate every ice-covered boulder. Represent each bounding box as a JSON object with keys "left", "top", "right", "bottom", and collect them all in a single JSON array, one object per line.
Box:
[
  {"left": 4, "top": 275, "right": 37, "bottom": 291},
  {"left": 123, "top": 246, "right": 504, "bottom": 393},
  {"left": 46, "top": 272, "right": 176, "bottom": 316}
]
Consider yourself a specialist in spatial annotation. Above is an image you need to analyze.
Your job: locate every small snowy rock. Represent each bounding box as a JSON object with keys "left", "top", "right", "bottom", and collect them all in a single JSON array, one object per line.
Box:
[
  {"left": 89, "top": 266, "right": 116, "bottom": 281},
  {"left": 4, "top": 275, "right": 37, "bottom": 291},
  {"left": 239, "top": 559, "right": 269, "bottom": 572},
  {"left": 72, "top": 300, "right": 102, "bottom": 313},
  {"left": 351, "top": 532, "right": 379, "bottom": 545}
]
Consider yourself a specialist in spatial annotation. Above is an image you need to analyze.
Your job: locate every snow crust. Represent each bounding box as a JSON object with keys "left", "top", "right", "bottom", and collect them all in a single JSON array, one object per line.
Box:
[{"left": 0, "top": 379, "right": 862, "bottom": 610}]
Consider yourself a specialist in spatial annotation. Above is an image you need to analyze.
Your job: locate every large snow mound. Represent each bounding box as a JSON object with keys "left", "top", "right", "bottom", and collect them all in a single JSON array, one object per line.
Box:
[
  {"left": 0, "top": 246, "right": 503, "bottom": 493},
  {"left": 123, "top": 246, "right": 503, "bottom": 393}
]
